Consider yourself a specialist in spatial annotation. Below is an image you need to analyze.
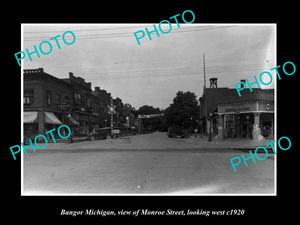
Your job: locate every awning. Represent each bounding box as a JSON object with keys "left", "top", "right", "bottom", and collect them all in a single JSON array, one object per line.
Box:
[
  {"left": 67, "top": 115, "right": 79, "bottom": 126},
  {"left": 45, "top": 112, "right": 62, "bottom": 124},
  {"left": 23, "top": 111, "right": 38, "bottom": 123}
]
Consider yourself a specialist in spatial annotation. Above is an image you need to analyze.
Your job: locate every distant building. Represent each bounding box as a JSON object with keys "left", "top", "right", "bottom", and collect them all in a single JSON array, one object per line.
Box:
[
  {"left": 24, "top": 68, "right": 136, "bottom": 139},
  {"left": 199, "top": 78, "right": 274, "bottom": 140},
  {"left": 92, "top": 86, "right": 112, "bottom": 128},
  {"left": 61, "top": 72, "right": 104, "bottom": 135},
  {"left": 112, "top": 97, "right": 124, "bottom": 126},
  {"left": 123, "top": 103, "right": 136, "bottom": 128}
]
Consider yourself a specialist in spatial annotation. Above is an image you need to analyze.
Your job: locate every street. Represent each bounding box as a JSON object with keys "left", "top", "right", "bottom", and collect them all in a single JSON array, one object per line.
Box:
[{"left": 23, "top": 132, "right": 275, "bottom": 195}]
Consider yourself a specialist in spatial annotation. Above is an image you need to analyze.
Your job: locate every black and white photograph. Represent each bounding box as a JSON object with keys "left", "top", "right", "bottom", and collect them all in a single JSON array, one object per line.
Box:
[
  {"left": 21, "top": 23, "right": 276, "bottom": 195},
  {"left": 4, "top": 4, "right": 299, "bottom": 225}
]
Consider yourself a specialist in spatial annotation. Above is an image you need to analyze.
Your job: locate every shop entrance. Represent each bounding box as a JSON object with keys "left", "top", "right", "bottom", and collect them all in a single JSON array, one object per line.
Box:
[
  {"left": 224, "top": 114, "right": 253, "bottom": 139},
  {"left": 260, "top": 113, "right": 274, "bottom": 139},
  {"left": 224, "top": 115, "right": 234, "bottom": 138},
  {"left": 239, "top": 114, "right": 253, "bottom": 139}
]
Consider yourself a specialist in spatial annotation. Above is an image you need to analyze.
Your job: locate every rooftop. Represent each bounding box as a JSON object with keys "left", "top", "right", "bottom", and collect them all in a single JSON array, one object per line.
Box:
[
  {"left": 201, "top": 87, "right": 274, "bottom": 115},
  {"left": 24, "top": 68, "right": 72, "bottom": 88}
]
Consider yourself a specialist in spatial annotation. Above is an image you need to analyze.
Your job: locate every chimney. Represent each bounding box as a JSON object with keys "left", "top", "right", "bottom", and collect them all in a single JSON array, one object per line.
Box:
[
  {"left": 38, "top": 68, "right": 44, "bottom": 73},
  {"left": 69, "top": 72, "right": 73, "bottom": 78},
  {"left": 240, "top": 79, "right": 246, "bottom": 89},
  {"left": 209, "top": 78, "right": 218, "bottom": 88},
  {"left": 95, "top": 86, "right": 100, "bottom": 92}
]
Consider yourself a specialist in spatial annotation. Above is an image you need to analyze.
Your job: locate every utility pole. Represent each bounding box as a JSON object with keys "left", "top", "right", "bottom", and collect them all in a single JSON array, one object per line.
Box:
[
  {"left": 203, "top": 53, "right": 206, "bottom": 91},
  {"left": 111, "top": 97, "right": 114, "bottom": 138},
  {"left": 203, "top": 53, "right": 208, "bottom": 135}
]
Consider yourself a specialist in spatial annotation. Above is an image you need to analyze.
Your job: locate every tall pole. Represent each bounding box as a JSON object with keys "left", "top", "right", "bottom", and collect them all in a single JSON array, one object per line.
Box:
[
  {"left": 203, "top": 53, "right": 208, "bottom": 135},
  {"left": 111, "top": 97, "right": 113, "bottom": 138},
  {"left": 203, "top": 53, "right": 206, "bottom": 91}
]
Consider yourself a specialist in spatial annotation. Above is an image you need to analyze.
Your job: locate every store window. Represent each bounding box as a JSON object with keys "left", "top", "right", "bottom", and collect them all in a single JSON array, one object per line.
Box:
[
  {"left": 74, "top": 91, "right": 80, "bottom": 104},
  {"left": 87, "top": 96, "right": 92, "bottom": 109},
  {"left": 46, "top": 90, "right": 51, "bottom": 106},
  {"left": 24, "top": 89, "right": 34, "bottom": 104},
  {"left": 56, "top": 94, "right": 61, "bottom": 104},
  {"left": 65, "top": 96, "right": 70, "bottom": 104}
]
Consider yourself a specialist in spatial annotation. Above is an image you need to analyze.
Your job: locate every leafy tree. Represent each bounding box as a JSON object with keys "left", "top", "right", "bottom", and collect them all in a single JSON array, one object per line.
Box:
[
  {"left": 165, "top": 91, "right": 199, "bottom": 129},
  {"left": 136, "top": 105, "right": 161, "bottom": 115}
]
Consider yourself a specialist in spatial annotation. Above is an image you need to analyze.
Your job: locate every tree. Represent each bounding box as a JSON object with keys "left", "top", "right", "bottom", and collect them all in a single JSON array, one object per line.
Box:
[
  {"left": 164, "top": 91, "right": 199, "bottom": 129},
  {"left": 136, "top": 105, "right": 161, "bottom": 115}
]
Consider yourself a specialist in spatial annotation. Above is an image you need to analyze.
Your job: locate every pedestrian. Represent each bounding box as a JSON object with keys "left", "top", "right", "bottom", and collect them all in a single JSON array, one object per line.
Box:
[
  {"left": 69, "top": 128, "right": 73, "bottom": 143},
  {"left": 194, "top": 128, "right": 198, "bottom": 138},
  {"left": 45, "top": 128, "right": 50, "bottom": 141}
]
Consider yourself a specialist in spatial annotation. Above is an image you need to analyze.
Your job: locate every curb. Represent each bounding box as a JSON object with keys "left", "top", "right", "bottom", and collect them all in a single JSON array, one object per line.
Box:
[
  {"left": 31, "top": 146, "right": 276, "bottom": 154},
  {"left": 230, "top": 147, "right": 274, "bottom": 153}
]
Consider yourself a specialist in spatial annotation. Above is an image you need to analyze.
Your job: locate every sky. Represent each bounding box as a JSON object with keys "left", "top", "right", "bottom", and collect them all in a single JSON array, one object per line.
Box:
[{"left": 22, "top": 24, "right": 276, "bottom": 110}]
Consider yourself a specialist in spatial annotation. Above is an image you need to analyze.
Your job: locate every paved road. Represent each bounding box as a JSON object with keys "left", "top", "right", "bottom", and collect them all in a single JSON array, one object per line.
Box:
[{"left": 23, "top": 148, "right": 274, "bottom": 195}]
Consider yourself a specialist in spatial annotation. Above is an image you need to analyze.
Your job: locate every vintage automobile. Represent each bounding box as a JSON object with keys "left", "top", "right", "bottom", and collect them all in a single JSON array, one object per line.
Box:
[
  {"left": 88, "top": 127, "right": 110, "bottom": 141},
  {"left": 167, "top": 126, "right": 189, "bottom": 138}
]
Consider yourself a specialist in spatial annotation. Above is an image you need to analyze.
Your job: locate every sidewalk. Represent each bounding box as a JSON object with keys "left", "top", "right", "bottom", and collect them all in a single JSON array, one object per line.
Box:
[{"left": 44, "top": 132, "right": 275, "bottom": 151}]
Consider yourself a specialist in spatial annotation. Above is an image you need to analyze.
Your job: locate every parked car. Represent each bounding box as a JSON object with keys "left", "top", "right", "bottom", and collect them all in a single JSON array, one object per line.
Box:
[
  {"left": 88, "top": 128, "right": 109, "bottom": 141},
  {"left": 167, "top": 126, "right": 189, "bottom": 138}
]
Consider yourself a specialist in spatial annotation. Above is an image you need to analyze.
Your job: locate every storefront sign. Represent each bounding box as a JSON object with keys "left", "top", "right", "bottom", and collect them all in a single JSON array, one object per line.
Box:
[
  {"left": 112, "top": 129, "right": 120, "bottom": 134},
  {"left": 219, "top": 101, "right": 274, "bottom": 114},
  {"left": 57, "top": 103, "right": 70, "bottom": 110},
  {"left": 224, "top": 107, "right": 250, "bottom": 113},
  {"left": 219, "top": 102, "right": 256, "bottom": 114}
]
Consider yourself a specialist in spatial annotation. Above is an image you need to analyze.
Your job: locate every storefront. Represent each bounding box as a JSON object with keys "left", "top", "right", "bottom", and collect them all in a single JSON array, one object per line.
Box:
[
  {"left": 217, "top": 101, "right": 274, "bottom": 140},
  {"left": 73, "top": 111, "right": 96, "bottom": 135},
  {"left": 23, "top": 111, "right": 63, "bottom": 139},
  {"left": 23, "top": 111, "right": 39, "bottom": 139},
  {"left": 199, "top": 78, "right": 274, "bottom": 140}
]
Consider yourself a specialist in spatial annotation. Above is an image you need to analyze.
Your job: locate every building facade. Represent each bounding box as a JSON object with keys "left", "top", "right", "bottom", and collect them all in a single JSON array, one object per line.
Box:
[
  {"left": 61, "top": 72, "right": 97, "bottom": 136},
  {"left": 23, "top": 68, "right": 75, "bottom": 139},
  {"left": 92, "top": 86, "right": 112, "bottom": 128},
  {"left": 199, "top": 78, "right": 274, "bottom": 140},
  {"left": 24, "top": 68, "right": 136, "bottom": 139}
]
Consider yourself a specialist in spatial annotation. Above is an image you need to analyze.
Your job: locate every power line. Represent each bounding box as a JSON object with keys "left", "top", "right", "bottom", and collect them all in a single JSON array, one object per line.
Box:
[
  {"left": 23, "top": 25, "right": 152, "bottom": 33},
  {"left": 45, "top": 65, "right": 269, "bottom": 80},
  {"left": 29, "top": 61, "right": 265, "bottom": 76},
  {"left": 82, "top": 68, "right": 271, "bottom": 80},
  {"left": 23, "top": 25, "right": 237, "bottom": 41},
  {"left": 23, "top": 25, "right": 216, "bottom": 34}
]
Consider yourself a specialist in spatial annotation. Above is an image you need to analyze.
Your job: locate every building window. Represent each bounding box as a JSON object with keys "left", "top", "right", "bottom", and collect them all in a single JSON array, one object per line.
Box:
[
  {"left": 81, "top": 95, "right": 86, "bottom": 107},
  {"left": 56, "top": 94, "right": 61, "bottom": 104},
  {"left": 46, "top": 90, "right": 51, "bottom": 106},
  {"left": 65, "top": 96, "right": 70, "bottom": 104},
  {"left": 24, "top": 89, "right": 34, "bottom": 105},
  {"left": 94, "top": 103, "right": 99, "bottom": 112},
  {"left": 74, "top": 91, "right": 80, "bottom": 104},
  {"left": 87, "top": 97, "right": 92, "bottom": 109},
  {"left": 99, "top": 102, "right": 104, "bottom": 112}
]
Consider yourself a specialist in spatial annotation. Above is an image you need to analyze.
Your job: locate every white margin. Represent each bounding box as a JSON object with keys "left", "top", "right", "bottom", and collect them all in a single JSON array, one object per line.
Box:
[{"left": 20, "top": 23, "right": 277, "bottom": 197}]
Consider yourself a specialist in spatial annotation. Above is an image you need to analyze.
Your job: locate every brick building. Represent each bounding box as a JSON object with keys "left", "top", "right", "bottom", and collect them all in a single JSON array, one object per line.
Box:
[
  {"left": 23, "top": 68, "right": 75, "bottom": 139},
  {"left": 61, "top": 72, "right": 95, "bottom": 135},
  {"left": 92, "top": 87, "right": 112, "bottom": 128},
  {"left": 23, "top": 68, "right": 137, "bottom": 139}
]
